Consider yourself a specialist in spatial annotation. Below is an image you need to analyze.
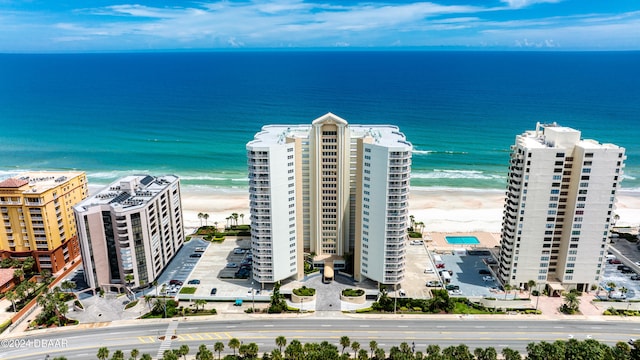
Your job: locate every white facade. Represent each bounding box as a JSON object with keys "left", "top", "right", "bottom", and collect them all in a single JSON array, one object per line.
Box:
[
  {"left": 498, "top": 123, "right": 625, "bottom": 292},
  {"left": 74, "top": 175, "right": 184, "bottom": 290},
  {"left": 247, "top": 113, "right": 412, "bottom": 286}
]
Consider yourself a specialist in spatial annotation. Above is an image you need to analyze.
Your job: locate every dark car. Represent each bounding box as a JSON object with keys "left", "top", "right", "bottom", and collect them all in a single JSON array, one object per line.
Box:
[
  {"left": 631, "top": 275, "right": 640, "bottom": 281},
  {"left": 210, "top": 288, "right": 217, "bottom": 295},
  {"left": 478, "top": 269, "right": 491, "bottom": 275},
  {"left": 621, "top": 266, "right": 634, "bottom": 274},
  {"left": 169, "top": 279, "right": 183, "bottom": 286},
  {"left": 189, "top": 253, "right": 202, "bottom": 258},
  {"left": 610, "top": 259, "right": 622, "bottom": 264},
  {"left": 188, "top": 279, "right": 200, "bottom": 284},
  {"left": 445, "top": 284, "right": 459, "bottom": 291}
]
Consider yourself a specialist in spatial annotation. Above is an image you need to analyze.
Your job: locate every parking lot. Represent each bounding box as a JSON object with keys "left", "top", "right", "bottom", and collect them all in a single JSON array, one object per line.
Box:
[
  {"left": 599, "top": 259, "right": 640, "bottom": 300},
  {"left": 431, "top": 249, "right": 504, "bottom": 299}
]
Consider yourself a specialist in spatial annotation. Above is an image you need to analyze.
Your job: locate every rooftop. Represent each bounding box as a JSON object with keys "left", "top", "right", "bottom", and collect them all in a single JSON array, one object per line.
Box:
[
  {"left": 247, "top": 113, "right": 411, "bottom": 149},
  {"left": 75, "top": 174, "right": 179, "bottom": 211},
  {"left": 0, "top": 268, "right": 16, "bottom": 287},
  {"left": 0, "top": 171, "right": 85, "bottom": 193}
]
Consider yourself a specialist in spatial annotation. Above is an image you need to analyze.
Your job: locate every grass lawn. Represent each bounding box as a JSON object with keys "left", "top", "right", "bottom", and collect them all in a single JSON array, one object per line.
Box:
[{"left": 180, "top": 287, "right": 197, "bottom": 294}]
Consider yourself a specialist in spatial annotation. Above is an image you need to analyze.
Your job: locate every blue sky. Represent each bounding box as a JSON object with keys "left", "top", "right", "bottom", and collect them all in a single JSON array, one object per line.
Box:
[{"left": 1, "top": 0, "right": 639, "bottom": 52}]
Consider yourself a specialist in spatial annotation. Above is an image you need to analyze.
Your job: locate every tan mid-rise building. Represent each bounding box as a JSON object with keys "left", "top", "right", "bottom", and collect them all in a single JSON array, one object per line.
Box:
[{"left": 0, "top": 172, "right": 88, "bottom": 273}]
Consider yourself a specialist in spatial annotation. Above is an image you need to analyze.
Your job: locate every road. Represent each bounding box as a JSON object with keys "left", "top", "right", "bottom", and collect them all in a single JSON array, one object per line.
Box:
[{"left": 1, "top": 317, "right": 639, "bottom": 359}]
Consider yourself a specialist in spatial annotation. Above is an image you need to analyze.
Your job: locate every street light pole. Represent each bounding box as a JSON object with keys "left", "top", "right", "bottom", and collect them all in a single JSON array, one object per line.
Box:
[
  {"left": 252, "top": 289, "right": 255, "bottom": 312},
  {"left": 535, "top": 284, "right": 541, "bottom": 312}
]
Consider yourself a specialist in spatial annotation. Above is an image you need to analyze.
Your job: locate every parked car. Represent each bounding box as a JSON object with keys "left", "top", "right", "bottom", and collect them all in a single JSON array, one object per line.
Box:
[
  {"left": 621, "top": 266, "right": 634, "bottom": 274},
  {"left": 436, "top": 263, "right": 446, "bottom": 269},
  {"left": 233, "top": 248, "right": 246, "bottom": 255},
  {"left": 424, "top": 268, "right": 434, "bottom": 274},
  {"left": 410, "top": 240, "right": 423, "bottom": 245},
  {"left": 482, "top": 276, "right": 495, "bottom": 282},
  {"left": 189, "top": 253, "right": 202, "bottom": 258},
  {"left": 610, "top": 259, "right": 622, "bottom": 264},
  {"left": 445, "top": 284, "right": 459, "bottom": 291},
  {"left": 226, "top": 263, "right": 238, "bottom": 268},
  {"left": 478, "top": 269, "right": 491, "bottom": 275},
  {"left": 448, "top": 289, "right": 462, "bottom": 295},
  {"left": 426, "top": 281, "right": 442, "bottom": 287},
  {"left": 398, "top": 289, "right": 406, "bottom": 296},
  {"left": 195, "top": 247, "right": 205, "bottom": 253},
  {"left": 210, "top": 288, "right": 217, "bottom": 295},
  {"left": 187, "top": 279, "right": 201, "bottom": 284},
  {"left": 631, "top": 275, "right": 640, "bottom": 281},
  {"left": 169, "top": 279, "right": 183, "bottom": 286}
]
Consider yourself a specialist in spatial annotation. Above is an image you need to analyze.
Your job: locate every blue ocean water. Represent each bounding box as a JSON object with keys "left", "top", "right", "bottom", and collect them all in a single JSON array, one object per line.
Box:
[{"left": 0, "top": 51, "right": 638, "bottom": 191}]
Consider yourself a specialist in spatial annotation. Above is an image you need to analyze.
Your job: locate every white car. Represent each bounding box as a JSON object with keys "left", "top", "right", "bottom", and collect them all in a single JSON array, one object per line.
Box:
[
  {"left": 482, "top": 276, "right": 495, "bottom": 282},
  {"left": 424, "top": 268, "right": 434, "bottom": 274}
]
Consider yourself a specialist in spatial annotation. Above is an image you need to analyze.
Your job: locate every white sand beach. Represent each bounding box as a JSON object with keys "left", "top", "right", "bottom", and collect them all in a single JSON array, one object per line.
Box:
[{"left": 179, "top": 186, "right": 640, "bottom": 235}]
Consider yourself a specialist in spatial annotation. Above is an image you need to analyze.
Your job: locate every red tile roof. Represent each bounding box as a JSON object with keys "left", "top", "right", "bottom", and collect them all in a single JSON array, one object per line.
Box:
[
  {"left": 0, "top": 268, "right": 16, "bottom": 287},
  {"left": 0, "top": 178, "right": 29, "bottom": 188}
]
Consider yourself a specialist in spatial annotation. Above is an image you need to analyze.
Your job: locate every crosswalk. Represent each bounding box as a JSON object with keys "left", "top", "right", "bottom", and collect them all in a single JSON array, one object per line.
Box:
[
  {"left": 140, "top": 331, "right": 232, "bottom": 344},
  {"left": 155, "top": 320, "right": 180, "bottom": 359}
]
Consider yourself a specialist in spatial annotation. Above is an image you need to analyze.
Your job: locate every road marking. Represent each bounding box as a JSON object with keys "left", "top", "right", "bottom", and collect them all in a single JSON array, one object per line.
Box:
[
  {"left": 397, "top": 325, "right": 408, "bottom": 328},
  {"left": 264, "top": 325, "right": 274, "bottom": 327},
  {"left": 187, "top": 327, "right": 198, "bottom": 330},
  {"left": 321, "top": 324, "right": 332, "bottom": 327},
  {"left": 138, "top": 336, "right": 156, "bottom": 343},
  {"left": 517, "top": 326, "right": 528, "bottom": 329},
  {"left": 227, "top": 326, "right": 236, "bottom": 328},
  {"left": 475, "top": 326, "right": 486, "bottom": 328},
  {"left": 553, "top": 326, "right": 564, "bottom": 329},
  {"left": 436, "top": 325, "right": 446, "bottom": 328},
  {"left": 360, "top": 325, "right": 370, "bottom": 328},
  {"left": 223, "top": 332, "right": 232, "bottom": 338}
]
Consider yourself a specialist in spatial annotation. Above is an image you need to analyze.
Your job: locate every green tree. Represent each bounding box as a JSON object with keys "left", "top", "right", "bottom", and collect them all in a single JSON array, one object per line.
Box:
[
  {"left": 607, "top": 282, "right": 617, "bottom": 297},
  {"left": 351, "top": 341, "right": 361, "bottom": 358},
  {"left": 270, "top": 349, "right": 283, "bottom": 360},
  {"left": 501, "top": 348, "right": 522, "bottom": 360},
  {"left": 369, "top": 340, "right": 378, "bottom": 359},
  {"left": 177, "top": 344, "right": 189, "bottom": 360},
  {"left": 527, "top": 280, "right": 537, "bottom": 299},
  {"left": 228, "top": 338, "right": 241, "bottom": 357},
  {"left": 194, "top": 298, "right": 207, "bottom": 312},
  {"left": 285, "top": 339, "right": 303, "bottom": 360},
  {"left": 196, "top": 344, "right": 214, "bottom": 360},
  {"left": 357, "top": 349, "right": 369, "bottom": 360},
  {"left": 504, "top": 284, "right": 512, "bottom": 300},
  {"left": 276, "top": 336, "right": 287, "bottom": 352},
  {"left": 162, "top": 350, "right": 178, "bottom": 360},
  {"left": 203, "top": 213, "right": 210, "bottom": 226},
  {"left": 130, "top": 348, "right": 139, "bottom": 360},
  {"left": 61, "top": 280, "right": 77, "bottom": 292},
  {"left": 474, "top": 347, "right": 497, "bottom": 360},
  {"left": 374, "top": 348, "right": 385, "bottom": 360},
  {"left": 141, "top": 354, "right": 152, "bottom": 360},
  {"left": 214, "top": 341, "right": 225, "bottom": 360},
  {"left": 111, "top": 350, "right": 124, "bottom": 360},
  {"left": 5, "top": 290, "right": 17, "bottom": 313},
  {"left": 198, "top": 212, "right": 204, "bottom": 227},
  {"left": 97, "top": 347, "right": 109, "bottom": 360},
  {"left": 340, "top": 336, "right": 351, "bottom": 355},
  {"left": 561, "top": 291, "right": 580, "bottom": 314}
]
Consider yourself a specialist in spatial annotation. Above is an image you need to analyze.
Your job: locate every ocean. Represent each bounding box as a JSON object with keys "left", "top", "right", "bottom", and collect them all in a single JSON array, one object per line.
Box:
[{"left": 1, "top": 51, "right": 639, "bottom": 192}]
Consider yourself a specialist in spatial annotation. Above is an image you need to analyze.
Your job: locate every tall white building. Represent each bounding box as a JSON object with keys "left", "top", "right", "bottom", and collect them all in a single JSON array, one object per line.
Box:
[
  {"left": 246, "top": 113, "right": 412, "bottom": 286},
  {"left": 74, "top": 175, "right": 184, "bottom": 291},
  {"left": 498, "top": 123, "right": 625, "bottom": 293}
]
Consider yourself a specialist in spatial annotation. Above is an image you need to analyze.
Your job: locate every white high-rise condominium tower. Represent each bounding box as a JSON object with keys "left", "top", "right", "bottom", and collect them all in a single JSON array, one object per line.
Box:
[
  {"left": 246, "top": 113, "right": 412, "bottom": 286},
  {"left": 74, "top": 175, "right": 184, "bottom": 291},
  {"left": 498, "top": 123, "right": 625, "bottom": 293}
]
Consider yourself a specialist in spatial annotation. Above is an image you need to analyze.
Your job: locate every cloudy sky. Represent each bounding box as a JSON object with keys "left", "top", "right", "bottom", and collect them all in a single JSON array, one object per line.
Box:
[{"left": 1, "top": 0, "right": 639, "bottom": 52}]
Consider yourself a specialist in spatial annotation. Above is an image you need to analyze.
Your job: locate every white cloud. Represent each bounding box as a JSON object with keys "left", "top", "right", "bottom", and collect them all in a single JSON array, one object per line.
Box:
[{"left": 501, "top": 0, "right": 562, "bottom": 9}]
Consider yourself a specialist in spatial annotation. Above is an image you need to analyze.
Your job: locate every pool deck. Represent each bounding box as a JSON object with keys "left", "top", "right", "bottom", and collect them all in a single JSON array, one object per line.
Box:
[{"left": 425, "top": 232, "right": 501, "bottom": 254}]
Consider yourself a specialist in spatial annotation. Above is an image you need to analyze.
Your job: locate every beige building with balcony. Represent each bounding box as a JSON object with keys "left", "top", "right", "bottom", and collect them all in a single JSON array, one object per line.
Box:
[
  {"left": 498, "top": 123, "right": 625, "bottom": 293},
  {"left": 0, "top": 171, "right": 88, "bottom": 273},
  {"left": 74, "top": 175, "right": 184, "bottom": 291},
  {"left": 246, "top": 113, "right": 412, "bottom": 287}
]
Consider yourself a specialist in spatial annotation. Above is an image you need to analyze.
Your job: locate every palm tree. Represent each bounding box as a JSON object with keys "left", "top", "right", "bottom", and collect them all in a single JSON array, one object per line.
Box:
[
  {"left": 141, "top": 354, "right": 152, "bottom": 360},
  {"left": 13, "top": 268, "right": 24, "bottom": 281},
  {"left": 527, "top": 280, "right": 536, "bottom": 300},
  {"left": 369, "top": 340, "right": 378, "bottom": 359},
  {"left": 240, "top": 213, "right": 244, "bottom": 225},
  {"left": 152, "top": 280, "right": 159, "bottom": 297},
  {"left": 213, "top": 221, "right": 218, "bottom": 234},
  {"left": 97, "top": 347, "right": 109, "bottom": 360},
  {"left": 194, "top": 299, "right": 206, "bottom": 312},
  {"left": 162, "top": 350, "right": 178, "bottom": 360},
  {"left": 504, "top": 284, "right": 512, "bottom": 300},
  {"left": 228, "top": 338, "right": 240, "bottom": 356},
  {"left": 196, "top": 344, "right": 214, "bottom": 360},
  {"left": 198, "top": 213, "right": 204, "bottom": 227},
  {"left": 130, "top": 349, "right": 139, "bottom": 360},
  {"left": 351, "top": 341, "right": 361, "bottom": 358},
  {"left": 61, "top": 280, "right": 76, "bottom": 293},
  {"left": 340, "top": 336, "right": 351, "bottom": 355},
  {"left": 5, "top": 290, "right": 17, "bottom": 313},
  {"left": 178, "top": 344, "right": 189, "bottom": 360},
  {"left": 409, "top": 215, "right": 415, "bottom": 230},
  {"left": 621, "top": 286, "right": 629, "bottom": 298},
  {"left": 276, "top": 335, "right": 287, "bottom": 352},
  {"left": 225, "top": 216, "right": 231, "bottom": 229},
  {"left": 607, "top": 281, "right": 617, "bottom": 297},
  {"left": 203, "top": 213, "right": 209, "bottom": 226},
  {"left": 232, "top": 212, "right": 239, "bottom": 226},
  {"left": 214, "top": 341, "right": 224, "bottom": 360},
  {"left": 563, "top": 291, "right": 580, "bottom": 313},
  {"left": 111, "top": 350, "right": 125, "bottom": 360},
  {"left": 374, "top": 348, "right": 385, "bottom": 360}
]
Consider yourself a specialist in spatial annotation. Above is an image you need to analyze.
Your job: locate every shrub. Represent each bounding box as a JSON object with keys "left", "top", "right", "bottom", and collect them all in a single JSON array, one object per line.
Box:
[
  {"left": 0, "top": 319, "right": 11, "bottom": 334},
  {"left": 342, "top": 288, "right": 364, "bottom": 297},
  {"left": 293, "top": 286, "right": 316, "bottom": 296},
  {"left": 74, "top": 299, "right": 84, "bottom": 309},
  {"left": 355, "top": 307, "right": 373, "bottom": 313},
  {"left": 125, "top": 300, "right": 138, "bottom": 309},
  {"left": 408, "top": 232, "right": 422, "bottom": 238}
]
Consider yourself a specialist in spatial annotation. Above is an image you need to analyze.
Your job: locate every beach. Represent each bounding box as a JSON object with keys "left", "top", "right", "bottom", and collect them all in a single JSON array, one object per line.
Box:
[{"left": 179, "top": 186, "right": 640, "bottom": 235}]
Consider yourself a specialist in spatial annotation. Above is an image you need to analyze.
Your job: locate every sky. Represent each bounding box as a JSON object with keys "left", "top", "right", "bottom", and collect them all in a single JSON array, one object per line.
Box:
[{"left": 0, "top": 0, "right": 639, "bottom": 52}]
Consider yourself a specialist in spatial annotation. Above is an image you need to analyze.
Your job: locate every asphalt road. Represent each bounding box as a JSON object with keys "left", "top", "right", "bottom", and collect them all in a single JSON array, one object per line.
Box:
[{"left": 2, "top": 317, "right": 639, "bottom": 359}]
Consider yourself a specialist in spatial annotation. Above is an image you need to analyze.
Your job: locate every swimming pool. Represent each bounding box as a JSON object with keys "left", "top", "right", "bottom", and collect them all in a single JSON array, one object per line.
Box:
[{"left": 445, "top": 236, "right": 480, "bottom": 245}]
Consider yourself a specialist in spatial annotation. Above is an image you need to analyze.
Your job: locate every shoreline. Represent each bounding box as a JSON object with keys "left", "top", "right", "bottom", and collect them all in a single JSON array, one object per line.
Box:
[{"left": 174, "top": 186, "right": 640, "bottom": 235}]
